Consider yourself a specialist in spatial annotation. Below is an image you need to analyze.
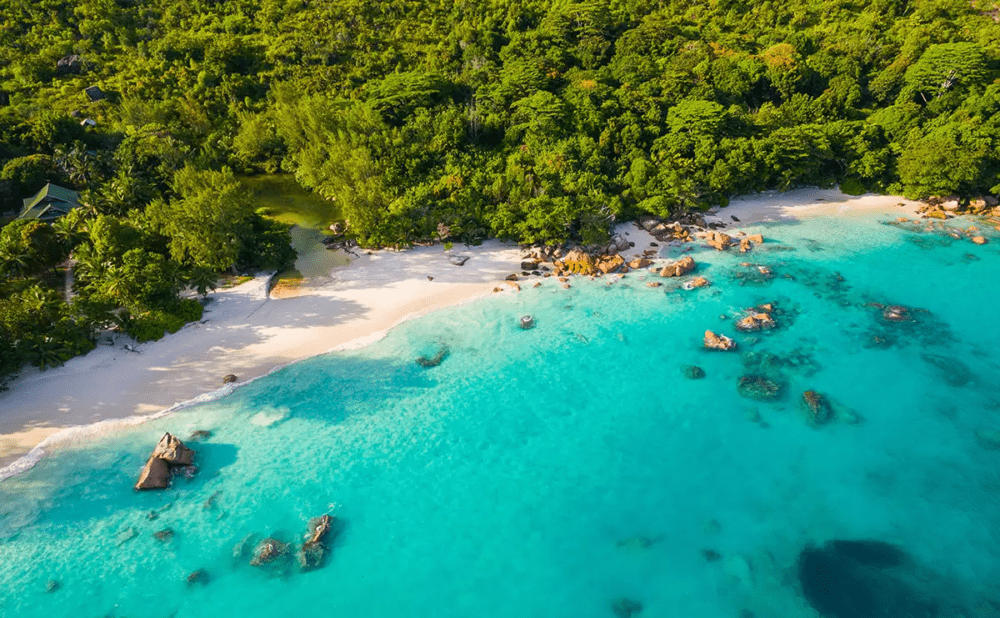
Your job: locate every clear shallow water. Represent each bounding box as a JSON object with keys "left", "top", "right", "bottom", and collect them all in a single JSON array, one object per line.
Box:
[{"left": 2, "top": 214, "right": 1000, "bottom": 618}]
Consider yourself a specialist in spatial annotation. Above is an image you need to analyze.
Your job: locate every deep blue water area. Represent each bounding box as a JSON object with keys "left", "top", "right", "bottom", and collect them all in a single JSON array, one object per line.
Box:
[{"left": 2, "top": 213, "right": 999, "bottom": 618}]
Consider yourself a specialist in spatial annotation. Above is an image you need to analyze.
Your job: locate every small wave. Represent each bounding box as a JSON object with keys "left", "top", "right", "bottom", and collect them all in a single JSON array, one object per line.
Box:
[
  {"left": 0, "top": 383, "right": 237, "bottom": 482},
  {"left": 0, "top": 286, "right": 500, "bottom": 482}
]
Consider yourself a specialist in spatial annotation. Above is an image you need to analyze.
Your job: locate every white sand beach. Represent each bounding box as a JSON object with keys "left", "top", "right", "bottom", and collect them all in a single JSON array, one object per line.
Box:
[
  {"left": 705, "top": 188, "right": 924, "bottom": 225},
  {"left": 0, "top": 189, "right": 928, "bottom": 477}
]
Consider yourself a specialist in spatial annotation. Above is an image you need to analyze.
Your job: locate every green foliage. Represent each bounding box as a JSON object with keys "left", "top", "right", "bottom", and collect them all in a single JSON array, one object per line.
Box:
[
  {"left": 2, "top": 0, "right": 1000, "bottom": 382},
  {"left": 122, "top": 298, "right": 203, "bottom": 343},
  {"left": 0, "top": 219, "right": 66, "bottom": 279},
  {"left": 147, "top": 165, "right": 253, "bottom": 270}
]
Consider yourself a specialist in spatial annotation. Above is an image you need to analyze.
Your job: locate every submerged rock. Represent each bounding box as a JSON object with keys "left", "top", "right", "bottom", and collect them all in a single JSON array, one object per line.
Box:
[
  {"left": 611, "top": 597, "right": 643, "bottom": 618},
  {"left": 881, "top": 305, "right": 912, "bottom": 322},
  {"left": 250, "top": 537, "right": 290, "bottom": 567},
  {"left": 44, "top": 580, "right": 60, "bottom": 593},
  {"left": 186, "top": 569, "right": 210, "bottom": 586},
  {"left": 920, "top": 353, "right": 973, "bottom": 387},
  {"left": 298, "top": 514, "right": 339, "bottom": 572},
  {"left": 153, "top": 528, "right": 174, "bottom": 543},
  {"left": 134, "top": 433, "right": 196, "bottom": 491},
  {"left": 188, "top": 430, "right": 213, "bottom": 442},
  {"left": 704, "top": 330, "right": 737, "bottom": 351},
  {"left": 737, "top": 376, "right": 782, "bottom": 400},
  {"left": 683, "top": 365, "right": 706, "bottom": 379},
  {"left": 416, "top": 345, "right": 450, "bottom": 368},
  {"left": 802, "top": 390, "right": 833, "bottom": 425}
]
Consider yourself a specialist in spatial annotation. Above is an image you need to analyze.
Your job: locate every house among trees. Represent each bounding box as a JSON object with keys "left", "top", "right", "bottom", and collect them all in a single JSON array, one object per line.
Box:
[{"left": 18, "top": 183, "right": 81, "bottom": 221}]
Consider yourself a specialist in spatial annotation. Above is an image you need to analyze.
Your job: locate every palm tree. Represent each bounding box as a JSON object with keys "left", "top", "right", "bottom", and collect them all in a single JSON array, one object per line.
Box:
[
  {"left": 188, "top": 266, "right": 218, "bottom": 297},
  {"left": 0, "top": 242, "right": 32, "bottom": 279}
]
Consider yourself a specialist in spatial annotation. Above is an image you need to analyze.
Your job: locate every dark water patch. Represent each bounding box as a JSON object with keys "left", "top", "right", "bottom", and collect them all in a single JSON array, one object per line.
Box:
[
  {"left": 783, "top": 263, "right": 853, "bottom": 305},
  {"left": 803, "top": 238, "right": 825, "bottom": 252},
  {"left": 920, "top": 353, "right": 974, "bottom": 387},
  {"left": 826, "top": 540, "right": 908, "bottom": 568},
  {"left": 743, "top": 346, "right": 820, "bottom": 378},
  {"left": 906, "top": 234, "right": 955, "bottom": 251},
  {"left": 798, "top": 540, "right": 938, "bottom": 618},
  {"left": 761, "top": 244, "right": 797, "bottom": 252}
]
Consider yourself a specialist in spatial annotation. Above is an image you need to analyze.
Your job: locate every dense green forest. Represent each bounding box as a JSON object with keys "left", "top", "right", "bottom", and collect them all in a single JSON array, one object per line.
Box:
[{"left": 1, "top": 0, "right": 999, "bottom": 386}]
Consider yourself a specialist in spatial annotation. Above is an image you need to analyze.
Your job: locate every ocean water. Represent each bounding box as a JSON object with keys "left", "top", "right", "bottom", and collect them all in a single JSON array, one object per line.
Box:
[{"left": 2, "top": 213, "right": 1000, "bottom": 618}]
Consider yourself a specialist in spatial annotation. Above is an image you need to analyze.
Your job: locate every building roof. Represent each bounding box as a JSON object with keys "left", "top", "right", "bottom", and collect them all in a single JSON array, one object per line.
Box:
[
  {"left": 19, "top": 183, "right": 81, "bottom": 221},
  {"left": 83, "top": 85, "right": 104, "bottom": 102}
]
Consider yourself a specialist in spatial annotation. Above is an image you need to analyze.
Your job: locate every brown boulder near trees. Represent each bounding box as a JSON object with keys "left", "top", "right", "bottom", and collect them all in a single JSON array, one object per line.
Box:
[{"left": 134, "top": 433, "right": 196, "bottom": 491}]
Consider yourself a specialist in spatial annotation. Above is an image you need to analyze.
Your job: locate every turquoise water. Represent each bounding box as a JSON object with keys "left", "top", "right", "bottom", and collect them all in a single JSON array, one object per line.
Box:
[{"left": 2, "top": 213, "right": 1000, "bottom": 617}]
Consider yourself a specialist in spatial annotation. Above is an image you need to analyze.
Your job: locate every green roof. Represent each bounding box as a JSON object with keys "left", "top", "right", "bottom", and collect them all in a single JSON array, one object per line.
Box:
[{"left": 19, "top": 183, "right": 81, "bottom": 221}]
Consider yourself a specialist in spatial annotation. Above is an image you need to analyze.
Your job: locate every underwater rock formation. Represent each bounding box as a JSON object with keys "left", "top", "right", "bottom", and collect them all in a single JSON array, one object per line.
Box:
[
  {"left": 188, "top": 430, "right": 213, "bottom": 441},
  {"left": 416, "top": 345, "right": 450, "bottom": 368},
  {"left": 153, "top": 528, "right": 174, "bottom": 543},
  {"left": 920, "top": 353, "right": 973, "bottom": 387},
  {"left": 802, "top": 391, "right": 833, "bottom": 425},
  {"left": 299, "top": 514, "right": 339, "bottom": 571},
  {"left": 134, "top": 433, "right": 196, "bottom": 491},
  {"left": 683, "top": 365, "right": 706, "bottom": 379},
  {"left": 186, "top": 569, "right": 210, "bottom": 586},
  {"left": 250, "top": 537, "right": 290, "bottom": 567},
  {"left": 737, "top": 376, "right": 782, "bottom": 400}
]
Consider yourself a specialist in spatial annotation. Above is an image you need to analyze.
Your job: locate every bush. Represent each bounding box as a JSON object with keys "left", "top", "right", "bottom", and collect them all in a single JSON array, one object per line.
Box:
[
  {"left": 124, "top": 299, "right": 203, "bottom": 342},
  {"left": 839, "top": 178, "right": 867, "bottom": 196}
]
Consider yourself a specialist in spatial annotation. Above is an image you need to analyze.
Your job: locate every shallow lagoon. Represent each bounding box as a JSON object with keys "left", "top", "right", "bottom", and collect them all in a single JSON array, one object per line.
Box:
[{"left": 2, "top": 213, "right": 999, "bottom": 618}]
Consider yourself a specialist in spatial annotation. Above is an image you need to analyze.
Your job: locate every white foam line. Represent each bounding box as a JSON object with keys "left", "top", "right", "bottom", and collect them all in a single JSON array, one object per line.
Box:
[{"left": 0, "top": 289, "right": 502, "bottom": 482}]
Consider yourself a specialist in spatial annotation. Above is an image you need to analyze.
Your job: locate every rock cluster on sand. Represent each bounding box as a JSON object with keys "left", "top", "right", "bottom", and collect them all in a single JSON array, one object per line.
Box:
[
  {"left": 134, "top": 433, "right": 196, "bottom": 491},
  {"left": 704, "top": 330, "right": 737, "bottom": 351}
]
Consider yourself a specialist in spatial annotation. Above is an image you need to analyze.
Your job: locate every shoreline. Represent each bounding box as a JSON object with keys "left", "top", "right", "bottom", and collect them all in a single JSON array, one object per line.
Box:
[{"left": 0, "top": 189, "right": 936, "bottom": 478}]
